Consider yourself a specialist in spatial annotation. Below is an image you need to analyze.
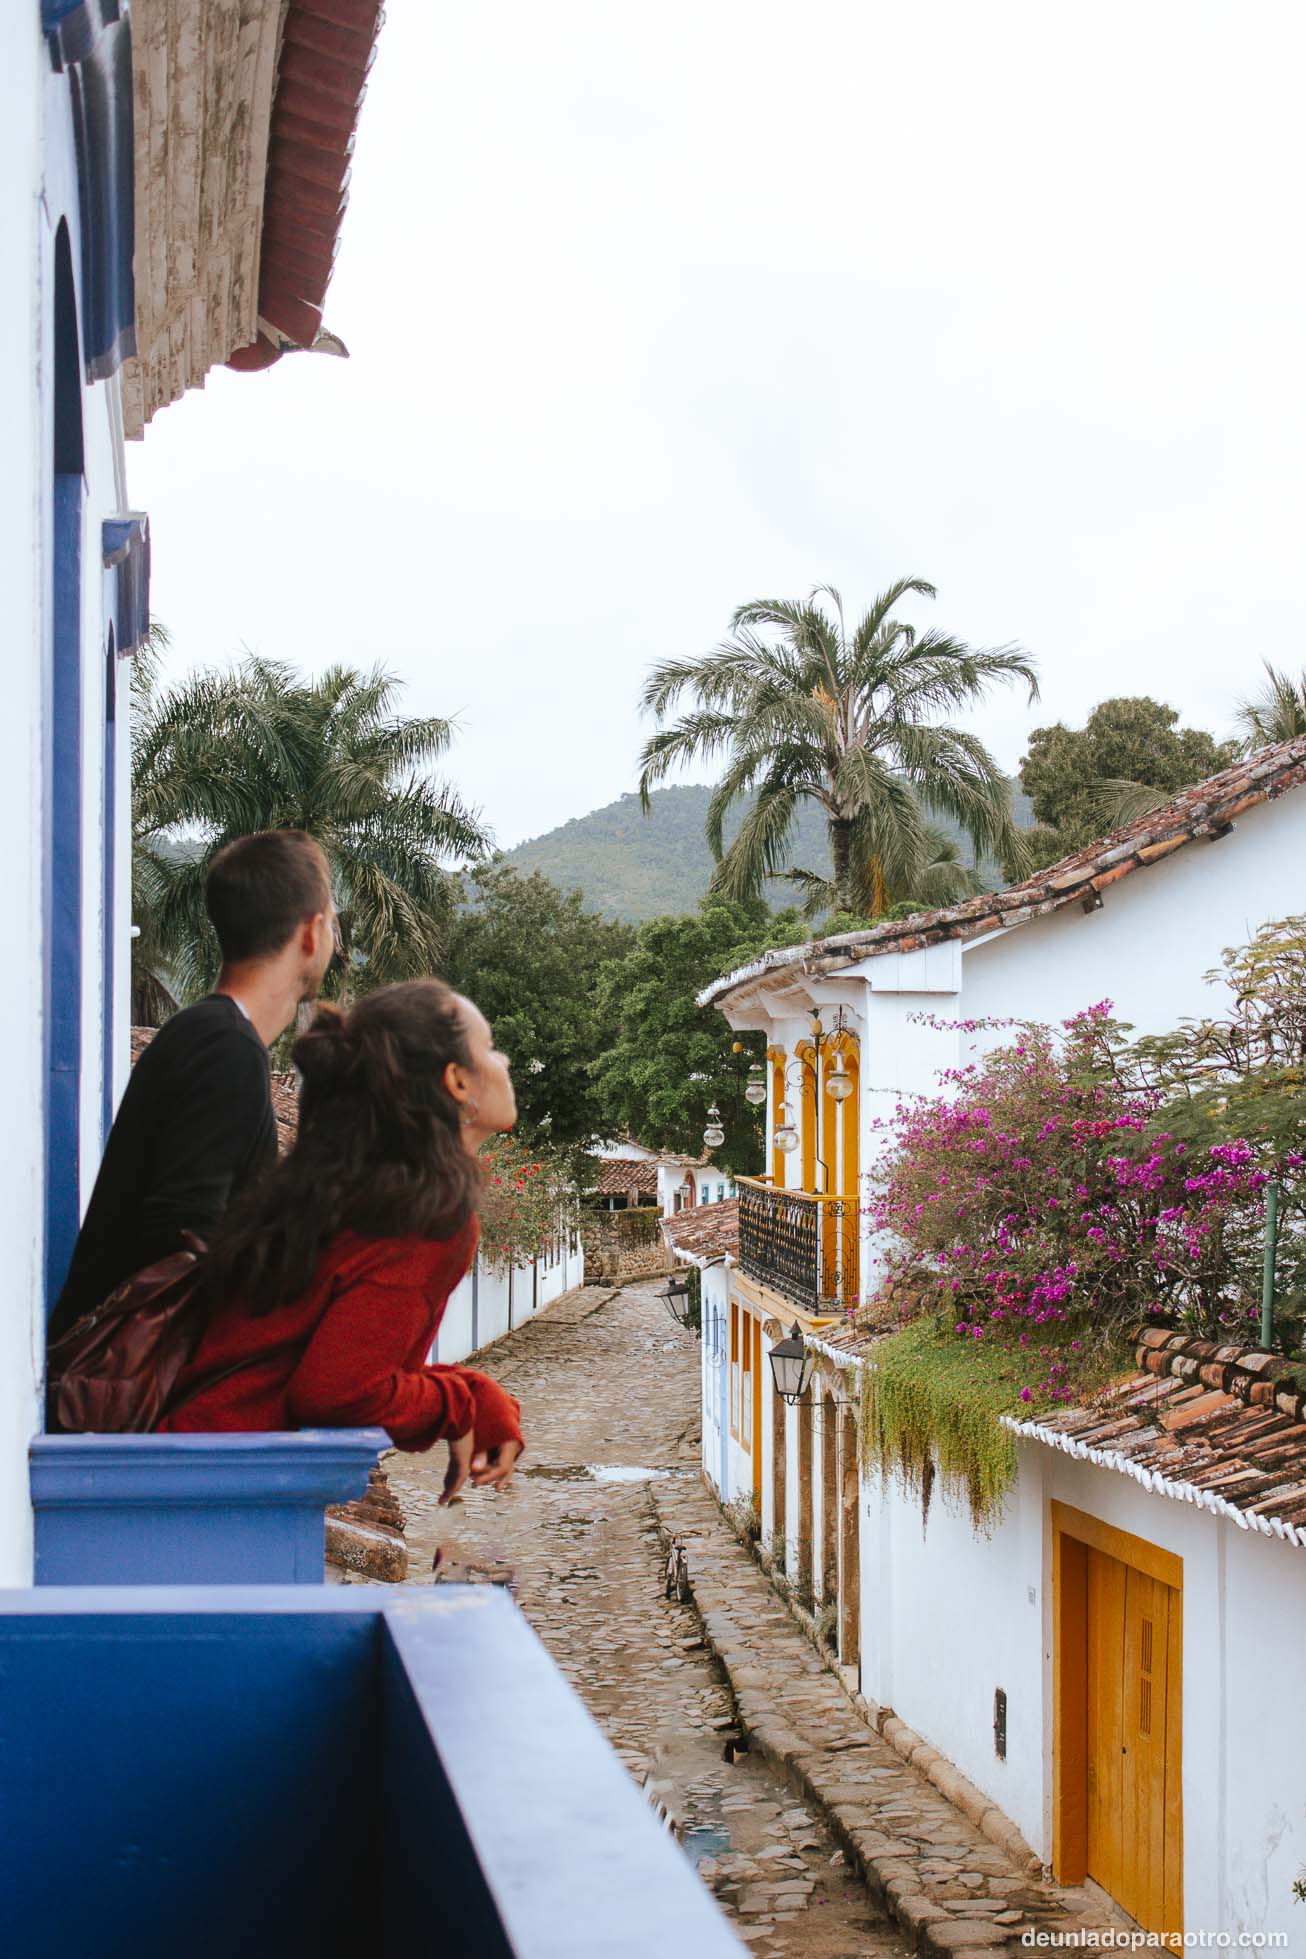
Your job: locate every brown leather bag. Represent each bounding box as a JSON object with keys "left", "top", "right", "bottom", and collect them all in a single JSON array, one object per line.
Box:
[{"left": 48, "top": 1235, "right": 209, "bottom": 1434}]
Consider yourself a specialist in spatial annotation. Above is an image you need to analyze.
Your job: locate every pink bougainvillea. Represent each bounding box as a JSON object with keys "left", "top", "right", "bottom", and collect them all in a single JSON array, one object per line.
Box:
[{"left": 870, "top": 1004, "right": 1289, "bottom": 1396}]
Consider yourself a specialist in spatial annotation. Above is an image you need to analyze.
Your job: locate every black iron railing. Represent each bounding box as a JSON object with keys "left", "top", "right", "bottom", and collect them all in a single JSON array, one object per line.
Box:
[{"left": 737, "top": 1177, "right": 857, "bottom": 1312}]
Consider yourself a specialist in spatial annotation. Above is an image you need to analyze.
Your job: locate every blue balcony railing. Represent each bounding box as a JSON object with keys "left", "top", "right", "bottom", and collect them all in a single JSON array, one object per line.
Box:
[{"left": 0, "top": 1583, "right": 744, "bottom": 1959}]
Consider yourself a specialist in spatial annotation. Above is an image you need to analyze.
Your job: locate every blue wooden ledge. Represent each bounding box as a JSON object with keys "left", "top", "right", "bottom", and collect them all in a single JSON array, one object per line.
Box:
[
  {"left": 0, "top": 1584, "right": 744, "bottom": 1959},
  {"left": 30, "top": 1428, "right": 385, "bottom": 1584}
]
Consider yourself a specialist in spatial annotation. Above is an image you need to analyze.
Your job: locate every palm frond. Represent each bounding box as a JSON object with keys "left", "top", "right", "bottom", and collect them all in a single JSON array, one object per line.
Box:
[
  {"left": 709, "top": 778, "right": 800, "bottom": 903},
  {"left": 1236, "top": 662, "right": 1306, "bottom": 752}
]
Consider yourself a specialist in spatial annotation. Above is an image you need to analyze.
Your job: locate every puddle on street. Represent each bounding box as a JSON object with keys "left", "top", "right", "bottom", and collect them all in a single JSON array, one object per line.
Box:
[{"left": 682, "top": 1821, "right": 733, "bottom": 1865}]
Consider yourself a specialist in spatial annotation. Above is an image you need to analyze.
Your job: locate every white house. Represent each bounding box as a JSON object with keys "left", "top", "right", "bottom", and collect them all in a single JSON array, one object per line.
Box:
[
  {"left": 591, "top": 1139, "right": 736, "bottom": 1217},
  {"left": 0, "top": 0, "right": 382, "bottom": 1584},
  {"left": 697, "top": 741, "right": 1306, "bottom": 1947}
]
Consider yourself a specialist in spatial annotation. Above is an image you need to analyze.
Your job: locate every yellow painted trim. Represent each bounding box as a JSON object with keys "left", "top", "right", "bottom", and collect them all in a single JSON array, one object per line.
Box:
[
  {"left": 751, "top": 1314, "right": 764, "bottom": 1510},
  {"left": 1051, "top": 1500, "right": 1183, "bottom": 1591},
  {"left": 796, "top": 1039, "right": 818, "bottom": 1193},
  {"left": 733, "top": 1270, "right": 837, "bottom": 1333},
  {"left": 769, "top": 1048, "right": 787, "bottom": 1186}
]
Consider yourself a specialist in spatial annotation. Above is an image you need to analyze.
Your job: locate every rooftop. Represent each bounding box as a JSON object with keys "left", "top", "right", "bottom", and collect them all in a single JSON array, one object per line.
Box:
[
  {"left": 1010, "top": 1325, "right": 1306, "bottom": 1549},
  {"left": 699, "top": 733, "right": 1306, "bottom": 1008},
  {"left": 591, "top": 1157, "right": 659, "bottom": 1200},
  {"left": 662, "top": 1198, "right": 738, "bottom": 1264},
  {"left": 124, "top": 0, "right": 385, "bottom": 434}
]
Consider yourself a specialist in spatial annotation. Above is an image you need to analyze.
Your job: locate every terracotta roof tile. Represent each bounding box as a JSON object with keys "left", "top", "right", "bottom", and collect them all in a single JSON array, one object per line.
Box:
[
  {"left": 226, "top": 0, "right": 385, "bottom": 376},
  {"left": 662, "top": 1198, "right": 739, "bottom": 1263},
  {"left": 1017, "top": 1324, "right": 1306, "bottom": 1546},
  {"left": 699, "top": 734, "right": 1306, "bottom": 1006},
  {"left": 590, "top": 1157, "right": 659, "bottom": 1200}
]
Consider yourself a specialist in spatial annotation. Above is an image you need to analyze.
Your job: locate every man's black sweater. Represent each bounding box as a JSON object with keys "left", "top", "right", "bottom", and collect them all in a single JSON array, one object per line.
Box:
[{"left": 49, "top": 995, "right": 278, "bottom": 1342}]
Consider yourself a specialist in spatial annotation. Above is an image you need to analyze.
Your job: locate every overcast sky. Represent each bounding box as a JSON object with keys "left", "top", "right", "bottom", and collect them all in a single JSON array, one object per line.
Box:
[{"left": 129, "top": 0, "right": 1306, "bottom": 852}]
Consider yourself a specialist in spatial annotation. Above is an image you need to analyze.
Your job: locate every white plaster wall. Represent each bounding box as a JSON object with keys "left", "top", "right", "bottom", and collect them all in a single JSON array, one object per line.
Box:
[
  {"left": 700, "top": 1263, "right": 730, "bottom": 1499},
  {"left": 0, "top": 8, "right": 47, "bottom": 1591},
  {"left": 433, "top": 1233, "right": 585, "bottom": 1366},
  {"left": 859, "top": 1439, "right": 1306, "bottom": 1940},
  {"left": 1219, "top": 1523, "right": 1306, "bottom": 1943},
  {"left": 859, "top": 1444, "right": 1047, "bottom": 1843},
  {"left": 960, "top": 796, "right": 1305, "bottom": 1046}
]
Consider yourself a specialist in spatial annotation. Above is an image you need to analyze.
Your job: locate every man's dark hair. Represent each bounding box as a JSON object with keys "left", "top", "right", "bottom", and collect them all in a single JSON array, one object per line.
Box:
[{"left": 204, "top": 831, "right": 332, "bottom": 964}]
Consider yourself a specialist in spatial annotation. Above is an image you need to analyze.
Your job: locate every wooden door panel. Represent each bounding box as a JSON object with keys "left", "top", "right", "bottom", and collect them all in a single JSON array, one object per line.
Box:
[
  {"left": 1122, "top": 1569, "right": 1171, "bottom": 1933},
  {"left": 1085, "top": 1548, "right": 1127, "bottom": 1903}
]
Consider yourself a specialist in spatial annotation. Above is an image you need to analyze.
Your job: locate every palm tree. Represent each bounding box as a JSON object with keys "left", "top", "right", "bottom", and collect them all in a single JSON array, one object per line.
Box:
[
  {"left": 1238, "top": 662, "right": 1306, "bottom": 752},
  {"left": 133, "top": 657, "right": 490, "bottom": 1014},
  {"left": 638, "top": 582, "right": 1037, "bottom": 917}
]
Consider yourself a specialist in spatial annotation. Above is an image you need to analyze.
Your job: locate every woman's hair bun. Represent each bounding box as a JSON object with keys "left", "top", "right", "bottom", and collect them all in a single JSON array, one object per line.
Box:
[{"left": 292, "top": 1004, "right": 356, "bottom": 1088}]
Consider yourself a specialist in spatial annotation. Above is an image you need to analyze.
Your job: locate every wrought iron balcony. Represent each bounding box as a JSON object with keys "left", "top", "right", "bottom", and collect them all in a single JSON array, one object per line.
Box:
[{"left": 737, "top": 1177, "right": 858, "bottom": 1313}]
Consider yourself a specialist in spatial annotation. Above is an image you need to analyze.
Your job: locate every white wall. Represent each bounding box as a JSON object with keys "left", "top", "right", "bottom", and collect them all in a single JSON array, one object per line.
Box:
[
  {"left": 959, "top": 797, "right": 1303, "bottom": 1047},
  {"left": 432, "top": 1227, "right": 586, "bottom": 1366},
  {"left": 699, "top": 1262, "right": 730, "bottom": 1499},
  {"left": 859, "top": 1439, "right": 1306, "bottom": 1941},
  {"left": 0, "top": 6, "right": 47, "bottom": 1593}
]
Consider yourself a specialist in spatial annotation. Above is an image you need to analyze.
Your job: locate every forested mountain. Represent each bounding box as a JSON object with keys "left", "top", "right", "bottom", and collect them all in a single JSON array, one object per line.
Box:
[{"left": 502, "top": 782, "right": 1033, "bottom": 923}]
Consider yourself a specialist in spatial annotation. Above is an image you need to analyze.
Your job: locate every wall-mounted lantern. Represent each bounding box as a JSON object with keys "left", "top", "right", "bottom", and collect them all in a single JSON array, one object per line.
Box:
[
  {"left": 658, "top": 1273, "right": 693, "bottom": 1327},
  {"left": 768, "top": 1322, "right": 816, "bottom": 1405}
]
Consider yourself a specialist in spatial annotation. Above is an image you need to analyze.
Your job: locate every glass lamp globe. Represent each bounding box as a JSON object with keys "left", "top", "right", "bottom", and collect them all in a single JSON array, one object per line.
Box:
[
  {"left": 768, "top": 1323, "right": 814, "bottom": 1404},
  {"left": 825, "top": 1065, "right": 854, "bottom": 1102},
  {"left": 744, "top": 1066, "right": 767, "bottom": 1107},
  {"left": 703, "top": 1123, "right": 726, "bottom": 1149},
  {"left": 774, "top": 1123, "right": 799, "bottom": 1153}
]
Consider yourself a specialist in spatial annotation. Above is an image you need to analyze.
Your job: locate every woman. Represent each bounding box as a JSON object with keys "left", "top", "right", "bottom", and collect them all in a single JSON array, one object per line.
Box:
[{"left": 161, "top": 979, "right": 523, "bottom": 1506}]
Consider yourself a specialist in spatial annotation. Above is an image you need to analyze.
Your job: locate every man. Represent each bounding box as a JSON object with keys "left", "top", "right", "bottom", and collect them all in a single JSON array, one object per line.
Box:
[{"left": 48, "top": 830, "right": 337, "bottom": 1345}]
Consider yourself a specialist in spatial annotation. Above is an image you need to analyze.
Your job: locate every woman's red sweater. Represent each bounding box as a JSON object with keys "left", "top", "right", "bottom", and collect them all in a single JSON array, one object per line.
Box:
[{"left": 159, "top": 1223, "right": 523, "bottom": 1455}]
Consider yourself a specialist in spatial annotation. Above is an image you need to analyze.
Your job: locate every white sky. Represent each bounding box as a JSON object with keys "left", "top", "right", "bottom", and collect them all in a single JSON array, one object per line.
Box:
[{"left": 129, "top": 0, "right": 1306, "bottom": 852}]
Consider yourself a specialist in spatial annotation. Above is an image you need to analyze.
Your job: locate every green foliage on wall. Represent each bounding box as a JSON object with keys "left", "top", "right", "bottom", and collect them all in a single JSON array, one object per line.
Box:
[{"left": 857, "top": 1317, "right": 1022, "bottom": 1528}]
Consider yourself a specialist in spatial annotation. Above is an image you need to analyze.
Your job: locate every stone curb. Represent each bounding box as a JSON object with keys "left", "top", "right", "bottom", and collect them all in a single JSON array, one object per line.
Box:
[
  {"left": 651, "top": 1481, "right": 1122, "bottom": 1959},
  {"left": 752, "top": 1543, "right": 1042, "bottom": 1880}
]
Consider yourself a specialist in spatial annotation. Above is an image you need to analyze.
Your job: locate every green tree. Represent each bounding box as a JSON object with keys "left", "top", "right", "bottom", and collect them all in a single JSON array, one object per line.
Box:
[
  {"left": 442, "top": 864, "right": 634, "bottom": 1147},
  {"left": 589, "top": 897, "right": 806, "bottom": 1173},
  {"left": 1009, "top": 697, "right": 1238, "bottom": 878},
  {"left": 637, "top": 581, "right": 1036, "bottom": 918},
  {"left": 133, "top": 657, "right": 489, "bottom": 1013},
  {"left": 1237, "top": 662, "right": 1306, "bottom": 752}
]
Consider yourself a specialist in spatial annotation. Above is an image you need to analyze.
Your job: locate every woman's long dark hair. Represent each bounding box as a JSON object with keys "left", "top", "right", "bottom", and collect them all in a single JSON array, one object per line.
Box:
[{"left": 205, "top": 979, "right": 482, "bottom": 1315}]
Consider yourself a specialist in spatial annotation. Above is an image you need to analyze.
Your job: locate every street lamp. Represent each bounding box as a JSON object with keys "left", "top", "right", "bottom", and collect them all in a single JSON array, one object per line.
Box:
[
  {"left": 825, "top": 1052, "right": 854, "bottom": 1102},
  {"left": 768, "top": 1322, "right": 815, "bottom": 1405},
  {"left": 703, "top": 1103, "right": 726, "bottom": 1150},
  {"left": 659, "top": 1273, "right": 693, "bottom": 1327},
  {"left": 744, "top": 1064, "right": 767, "bottom": 1107}
]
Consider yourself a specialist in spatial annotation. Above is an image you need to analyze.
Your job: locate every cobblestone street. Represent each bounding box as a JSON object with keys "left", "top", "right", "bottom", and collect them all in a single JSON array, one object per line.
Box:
[{"left": 387, "top": 1281, "right": 909, "bottom": 1958}]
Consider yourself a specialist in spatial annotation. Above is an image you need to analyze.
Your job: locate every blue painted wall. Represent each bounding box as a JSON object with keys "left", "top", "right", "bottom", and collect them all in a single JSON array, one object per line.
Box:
[{"left": 44, "top": 223, "right": 85, "bottom": 1311}]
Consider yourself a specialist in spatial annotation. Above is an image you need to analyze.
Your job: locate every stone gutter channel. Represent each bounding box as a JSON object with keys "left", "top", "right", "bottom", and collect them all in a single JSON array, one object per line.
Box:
[{"left": 651, "top": 1477, "right": 1128, "bottom": 1959}]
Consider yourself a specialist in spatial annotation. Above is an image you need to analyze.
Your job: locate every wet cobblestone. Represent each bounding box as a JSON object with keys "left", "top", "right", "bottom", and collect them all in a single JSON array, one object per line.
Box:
[{"left": 387, "top": 1281, "right": 909, "bottom": 1959}]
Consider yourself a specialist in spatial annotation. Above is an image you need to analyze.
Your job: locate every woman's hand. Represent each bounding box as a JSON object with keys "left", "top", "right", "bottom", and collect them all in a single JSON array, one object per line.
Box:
[
  {"left": 471, "top": 1439, "right": 522, "bottom": 1492},
  {"left": 439, "top": 1430, "right": 474, "bottom": 1505}
]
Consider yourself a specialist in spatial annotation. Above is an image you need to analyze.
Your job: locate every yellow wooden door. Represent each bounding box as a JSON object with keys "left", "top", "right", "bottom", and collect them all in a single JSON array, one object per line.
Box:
[{"left": 1085, "top": 1548, "right": 1178, "bottom": 1933}]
